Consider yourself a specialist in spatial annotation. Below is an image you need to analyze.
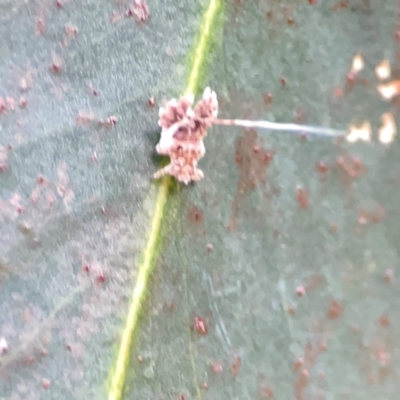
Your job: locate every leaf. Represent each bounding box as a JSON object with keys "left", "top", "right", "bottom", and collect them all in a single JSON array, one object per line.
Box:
[
  {"left": 2, "top": 1, "right": 400, "bottom": 400},
  {"left": 0, "top": 0, "right": 215, "bottom": 398},
  {"left": 124, "top": 1, "right": 400, "bottom": 399}
]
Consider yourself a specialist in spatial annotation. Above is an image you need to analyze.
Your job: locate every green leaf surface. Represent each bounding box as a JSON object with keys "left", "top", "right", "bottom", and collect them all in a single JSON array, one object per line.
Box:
[{"left": 1, "top": 0, "right": 400, "bottom": 399}]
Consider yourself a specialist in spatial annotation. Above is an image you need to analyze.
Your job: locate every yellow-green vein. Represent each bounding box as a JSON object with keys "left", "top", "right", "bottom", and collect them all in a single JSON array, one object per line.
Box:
[{"left": 107, "top": 1, "right": 223, "bottom": 399}]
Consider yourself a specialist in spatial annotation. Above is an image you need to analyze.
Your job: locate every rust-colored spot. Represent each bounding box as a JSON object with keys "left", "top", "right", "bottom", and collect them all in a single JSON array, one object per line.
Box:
[
  {"left": 294, "top": 329, "right": 331, "bottom": 400},
  {"left": 336, "top": 154, "right": 366, "bottom": 181},
  {"left": 49, "top": 54, "right": 63, "bottom": 74},
  {"left": 148, "top": 97, "right": 156, "bottom": 107},
  {"left": 194, "top": 316, "right": 208, "bottom": 336},
  {"left": 330, "top": 224, "right": 339, "bottom": 233},
  {"left": 357, "top": 206, "right": 386, "bottom": 228},
  {"left": 82, "top": 263, "right": 90, "bottom": 273},
  {"left": 327, "top": 300, "right": 343, "bottom": 319},
  {"left": 295, "top": 186, "right": 309, "bottom": 209},
  {"left": 264, "top": 387, "right": 274, "bottom": 397},
  {"left": 280, "top": 76, "right": 287, "bottom": 86},
  {"left": 263, "top": 92, "right": 273, "bottom": 105},
  {"left": 19, "top": 97, "right": 28, "bottom": 108},
  {"left": 0, "top": 98, "right": 6, "bottom": 114},
  {"left": 230, "top": 129, "right": 273, "bottom": 228},
  {"left": 286, "top": 9, "right": 295, "bottom": 25},
  {"left": 294, "top": 358, "right": 304, "bottom": 371},
  {"left": 96, "top": 271, "right": 106, "bottom": 284},
  {"left": 379, "top": 314, "right": 389, "bottom": 327},
  {"left": 230, "top": 355, "right": 242, "bottom": 377},
  {"left": 333, "top": 0, "right": 348, "bottom": 10},
  {"left": 187, "top": 205, "right": 203, "bottom": 225},
  {"left": 295, "top": 107, "right": 306, "bottom": 124},
  {"left": 294, "top": 368, "right": 309, "bottom": 399},
  {"left": 36, "top": 175, "right": 46, "bottom": 185},
  {"left": 316, "top": 161, "right": 328, "bottom": 174}
]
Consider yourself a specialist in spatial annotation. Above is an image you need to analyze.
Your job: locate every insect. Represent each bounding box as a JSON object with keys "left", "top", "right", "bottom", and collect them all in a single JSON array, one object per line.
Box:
[
  {"left": 153, "top": 87, "right": 362, "bottom": 185},
  {"left": 153, "top": 87, "right": 218, "bottom": 184}
]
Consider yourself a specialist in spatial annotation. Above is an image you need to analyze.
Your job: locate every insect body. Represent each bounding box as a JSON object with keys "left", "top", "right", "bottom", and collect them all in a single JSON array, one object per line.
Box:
[{"left": 154, "top": 88, "right": 217, "bottom": 184}]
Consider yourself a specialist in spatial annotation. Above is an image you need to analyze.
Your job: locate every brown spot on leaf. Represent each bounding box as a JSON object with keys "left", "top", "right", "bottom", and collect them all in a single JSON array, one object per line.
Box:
[
  {"left": 294, "top": 358, "right": 304, "bottom": 371},
  {"left": 379, "top": 314, "right": 389, "bottom": 327},
  {"left": 327, "top": 300, "right": 343, "bottom": 319},
  {"left": 49, "top": 54, "right": 63, "bottom": 74},
  {"left": 229, "top": 129, "right": 273, "bottom": 228},
  {"left": 262, "top": 92, "right": 273, "bottom": 105},
  {"left": 295, "top": 186, "right": 309, "bottom": 209},
  {"left": 96, "top": 271, "right": 106, "bottom": 284},
  {"left": 316, "top": 160, "right": 329, "bottom": 174},
  {"left": 336, "top": 154, "right": 366, "bottom": 181},
  {"left": 187, "top": 205, "right": 203, "bottom": 225},
  {"left": 230, "top": 354, "right": 241, "bottom": 377}
]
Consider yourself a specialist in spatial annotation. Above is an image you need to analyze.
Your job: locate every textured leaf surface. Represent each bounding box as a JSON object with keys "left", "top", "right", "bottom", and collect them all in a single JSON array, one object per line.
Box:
[
  {"left": 128, "top": 1, "right": 400, "bottom": 399},
  {"left": 1, "top": 0, "right": 400, "bottom": 400},
  {"left": 0, "top": 0, "right": 207, "bottom": 398}
]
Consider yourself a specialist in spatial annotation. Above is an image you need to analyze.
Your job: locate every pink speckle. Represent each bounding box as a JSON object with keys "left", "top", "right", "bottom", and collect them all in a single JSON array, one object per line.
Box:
[
  {"left": 296, "top": 285, "right": 306, "bottom": 297},
  {"left": 194, "top": 316, "right": 208, "bottom": 336},
  {"left": 42, "top": 379, "right": 50, "bottom": 389},
  {"left": 211, "top": 361, "right": 223, "bottom": 374}
]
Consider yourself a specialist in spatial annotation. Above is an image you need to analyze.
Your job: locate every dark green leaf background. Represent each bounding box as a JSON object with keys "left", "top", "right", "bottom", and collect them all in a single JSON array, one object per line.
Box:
[{"left": 1, "top": 0, "right": 400, "bottom": 399}]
